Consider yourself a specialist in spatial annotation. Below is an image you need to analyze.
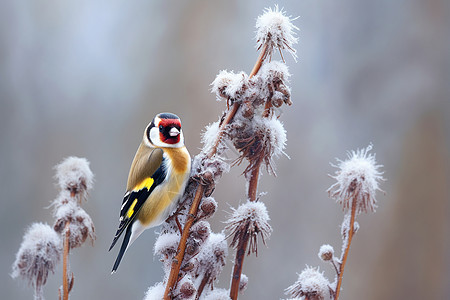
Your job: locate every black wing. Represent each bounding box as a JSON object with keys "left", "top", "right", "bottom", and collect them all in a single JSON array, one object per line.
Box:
[{"left": 108, "top": 159, "right": 167, "bottom": 251}]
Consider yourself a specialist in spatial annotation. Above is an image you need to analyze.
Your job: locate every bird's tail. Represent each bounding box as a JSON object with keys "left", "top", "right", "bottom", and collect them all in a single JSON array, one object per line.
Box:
[{"left": 111, "top": 225, "right": 132, "bottom": 274}]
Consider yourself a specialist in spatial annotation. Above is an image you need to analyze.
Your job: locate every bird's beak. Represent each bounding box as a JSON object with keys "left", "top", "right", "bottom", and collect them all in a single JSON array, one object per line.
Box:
[{"left": 169, "top": 127, "right": 180, "bottom": 137}]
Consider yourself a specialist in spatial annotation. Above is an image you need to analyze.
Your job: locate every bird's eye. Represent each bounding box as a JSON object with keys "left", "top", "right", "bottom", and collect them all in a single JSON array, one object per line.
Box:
[{"left": 159, "top": 125, "right": 164, "bottom": 132}]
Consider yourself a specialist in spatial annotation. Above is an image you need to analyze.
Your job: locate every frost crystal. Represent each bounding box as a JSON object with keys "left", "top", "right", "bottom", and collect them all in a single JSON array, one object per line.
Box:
[
  {"left": 12, "top": 223, "right": 62, "bottom": 300},
  {"left": 143, "top": 282, "right": 165, "bottom": 300},
  {"left": 285, "top": 266, "right": 331, "bottom": 300},
  {"left": 225, "top": 201, "right": 272, "bottom": 255},
  {"left": 255, "top": 5, "right": 299, "bottom": 60},
  {"left": 328, "top": 144, "right": 384, "bottom": 214},
  {"left": 54, "top": 156, "right": 94, "bottom": 203}
]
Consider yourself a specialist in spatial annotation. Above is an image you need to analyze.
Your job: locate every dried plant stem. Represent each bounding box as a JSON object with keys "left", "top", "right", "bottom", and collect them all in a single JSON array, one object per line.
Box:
[
  {"left": 164, "top": 184, "right": 205, "bottom": 300},
  {"left": 247, "top": 158, "right": 263, "bottom": 202},
  {"left": 62, "top": 221, "right": 70, "bottom": 300},
  {"left": 229, "top": 223, "right": 250, "bottom": 300},
  {"left": 229, "top": 44, "right": 270, "bottom": 300},
  {"left": 335, "top": 197, "right": 357, "bottom": 300},
  {"left": 195, "top": 272, "right": 211, "bottom": 300}
]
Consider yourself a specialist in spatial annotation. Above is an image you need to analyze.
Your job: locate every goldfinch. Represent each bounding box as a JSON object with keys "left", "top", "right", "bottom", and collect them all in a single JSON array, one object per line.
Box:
[{"left": 109, "top": 112, "right": 191, "bottom": 273}]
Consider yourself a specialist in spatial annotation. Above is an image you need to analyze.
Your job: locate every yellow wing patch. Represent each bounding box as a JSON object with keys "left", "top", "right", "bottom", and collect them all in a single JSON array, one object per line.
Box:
[
  {"left": 127, "top": 199, "right": 138, "bottom": 218},
  {"left": 133, "top": 177, "right": 154, "bottom": 191}
]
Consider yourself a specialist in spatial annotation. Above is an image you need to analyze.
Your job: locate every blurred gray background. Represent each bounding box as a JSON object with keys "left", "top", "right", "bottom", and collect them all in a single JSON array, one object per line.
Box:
[{"left": 1, "top": 0, "right": 449, "bottom": 299}]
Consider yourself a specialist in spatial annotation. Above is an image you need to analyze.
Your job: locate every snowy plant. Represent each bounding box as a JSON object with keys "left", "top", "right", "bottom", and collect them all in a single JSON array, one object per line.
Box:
[
  {"left": 12, "top": 156, "right": 95, "bottom": 300},
  {"left": 142, "top": 5, "right": 298, "bottom": 300},
  {"left": 286, "top": 145, "right": 384, "bottom": 300},
  {"left": 12, "top": 223, "right": 62, "bottom": 300}
]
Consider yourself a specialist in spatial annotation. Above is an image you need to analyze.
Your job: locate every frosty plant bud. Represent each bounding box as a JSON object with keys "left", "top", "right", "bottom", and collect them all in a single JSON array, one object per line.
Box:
[
  {"left": 12, "top": 223, "right": 62, "bottom": 300},
  {"left": 318, "top": 244, "right": 334, "bottom": 262},
  {"left": 54, "top": 156, "right": 94, "bottom": 204},
  {"left": 285, "top": 266, "right": 331, "bottom": 300},
  {"left": 328, "top": 144, "right": 384, "bottom": 214},
  {"left": 255, "top": 5, "right": 299, "bottom": 60},
  {"left": 239, "top": 274, "right": 249, "bottom": 294}
]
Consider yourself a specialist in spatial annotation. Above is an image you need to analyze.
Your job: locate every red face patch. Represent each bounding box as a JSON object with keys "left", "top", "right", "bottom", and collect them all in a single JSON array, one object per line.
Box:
[{"left": 159, "top": 119, "right": 181, "bottom": 144}]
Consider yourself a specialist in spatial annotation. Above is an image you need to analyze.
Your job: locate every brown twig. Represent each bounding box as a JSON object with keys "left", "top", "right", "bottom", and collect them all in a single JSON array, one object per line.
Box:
[
  {"left": 164, "top": 184, "right": 205, "bottom": 299},
  {"left": 195, "top": 272, "right": 211, "bottom": 300},
  {"left": 335, "top": 196, "right": 357, "bottom": 300},
  {"left": 229, "top": 43, "right": 270, "bottom": 300},
  {"left": 229, "top": 223, "right": 250, "bottom": 300},
  {"left": 62, "top": 221, "right": 70, "bottom": 300}
]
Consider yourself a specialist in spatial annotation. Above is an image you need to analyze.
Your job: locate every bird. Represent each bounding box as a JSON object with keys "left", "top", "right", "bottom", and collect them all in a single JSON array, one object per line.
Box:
[{"left": 109, "top": 112, "right": 191, "bottom": 273}]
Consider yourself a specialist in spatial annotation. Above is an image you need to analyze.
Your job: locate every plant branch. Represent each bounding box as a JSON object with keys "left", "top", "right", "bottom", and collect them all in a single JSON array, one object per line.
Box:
[
  {"left": 229, "top": 224, "right": 250, "bottom": 300},
  {"left": 195, "top": 272, "right": 211, "bottom": 300},
  {"left": 335, "top": 196, "right": 357, "bottom": 300},
  {"left": 164, "top": 184, "right": 205, "bottom": 300},
  {"left": 62, "top": 221, "right": 70, "bottom": 300}
]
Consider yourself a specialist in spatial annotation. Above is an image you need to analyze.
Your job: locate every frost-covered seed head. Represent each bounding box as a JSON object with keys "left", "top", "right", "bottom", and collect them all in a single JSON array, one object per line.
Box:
[
  {"left": 143, "top": 282, "right": 165, "bottom": 300},
  {"left": 179, "top": 280, "right": 196, "bottom": 299},
  {"left": 232, "top": 115, "right": 287, "bottom": 176},
  {"left": 255, "top": 5, "right": 299, "bottom": 60},
  {"left": 285, "top": 266, "right": 331, "bottom": 300},
  {"left": 225, "top": 201, "right": 272, "bottom": 255},
  {"left": 54, "top": 157, "right": 94, "bottom": 204},
  {"left": 53, "top": 200, "right": 95, "bottom": 249},
  {"left": 12, "top": 223, "right": 62, "bottom": 300},
  {"left": 199, "top": 197, "right": 218, "bottom": 220},
  {"left": 154, "top": 232, "right": 180, "bottom": 259},
  {"left": 328, "top": 144, "right": 384, "bottom": 214},
  {"left": 190, "top": 220, "right": 211, "bottom": 243},
  {"left": 193, "top": 233, "right": 228, "bottom": 286},
  {"left": 318, "top": 244, "right": 334, "bottom": 262},
  {"left": 211, "top": 70, "right": 249, "bottom": 102},
  {"left": 239, "top": 274, "right": 248, "bottom": 294}
]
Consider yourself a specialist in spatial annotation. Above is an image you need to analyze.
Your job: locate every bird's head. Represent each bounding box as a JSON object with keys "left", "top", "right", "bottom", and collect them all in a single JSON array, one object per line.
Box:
[{"left": 144, "top": 113, "right": 185, "bottom": 148}]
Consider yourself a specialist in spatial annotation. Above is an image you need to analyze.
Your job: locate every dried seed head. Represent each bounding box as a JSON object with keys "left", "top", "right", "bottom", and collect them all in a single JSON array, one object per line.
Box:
[
  {"left": 53, "top": 201, "right": 95, "bottom": 249},
  {"left": 232, "top": 115, "right": 287, "bottom": 176},
  {"left": 193, "top": 233, "right": 228, "bottom": 286},
  {"left": 328, "top": 144, "right": 384, "bottom": 214},
  {"left": 190, "top": 220, "right": 211, "bottom": 243},
  {"left": 225, "top": 201, "right": 272, "bottom": 256},
  {"left": 12, "top": 223, "right": 62, "bottom": 299},
  {"left": 199, "top": 197, "right": 218, "bottom": 220},
  {"left": 178, "top": 277, "right": 196, "bottom": 299},
  {"left": 54, "top": 157, "right": 94, "bottom": 204},
  {"left": 211, "top": 70, "right": 249, "bottom": 102},
  {"left": 285, "top": 266, "right": 331, "bottom": 300},
  {"left": 255, "top": 5, "right": 299, "bottom": 61},
  {"left": 154, "top": 233, "right": 180, "bottom": 259},
  {"left": 318, "top": 244, "right": 334, "bottom": 262}
]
